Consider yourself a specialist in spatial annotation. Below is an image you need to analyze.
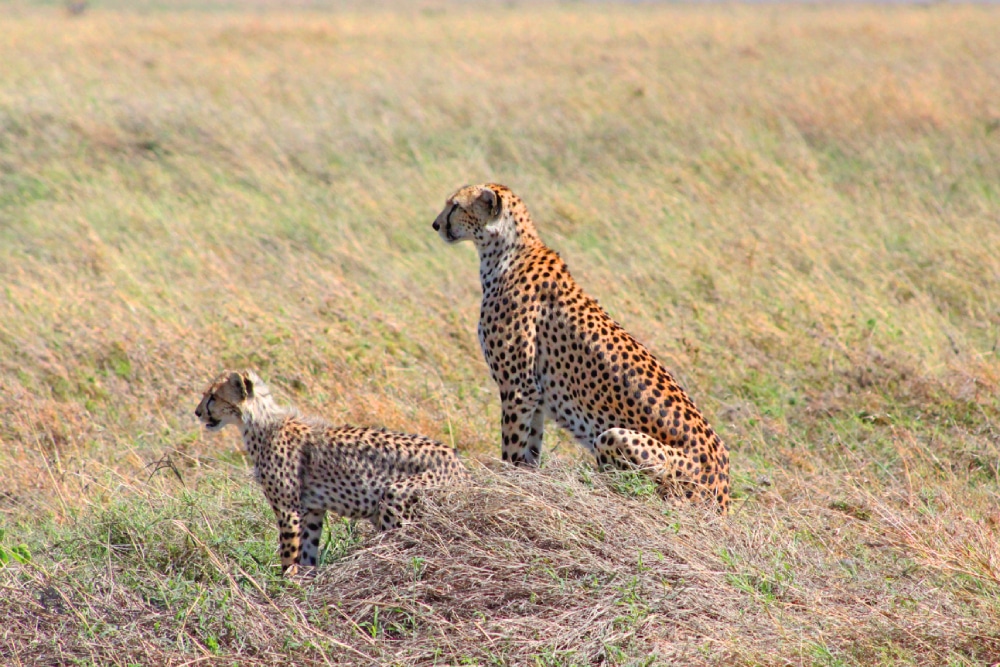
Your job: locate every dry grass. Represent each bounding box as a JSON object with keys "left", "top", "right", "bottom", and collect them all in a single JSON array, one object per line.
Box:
[
  {"left": 3, "top": 462, "right": 997, "bottom": 665},
  {"left": 1, "top": 2, "right": 999, "bottom": 664}
]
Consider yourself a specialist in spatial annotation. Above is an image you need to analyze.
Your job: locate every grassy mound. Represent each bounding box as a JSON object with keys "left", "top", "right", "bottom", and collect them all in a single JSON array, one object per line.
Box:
[{"left": 2, "top": 462, "right": 997, "bottom": 664}]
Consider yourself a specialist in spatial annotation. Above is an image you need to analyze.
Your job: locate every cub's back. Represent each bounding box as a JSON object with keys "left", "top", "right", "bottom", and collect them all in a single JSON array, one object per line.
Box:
[{"left": 302, "top": 424, "right": 467, "bottom": 482}]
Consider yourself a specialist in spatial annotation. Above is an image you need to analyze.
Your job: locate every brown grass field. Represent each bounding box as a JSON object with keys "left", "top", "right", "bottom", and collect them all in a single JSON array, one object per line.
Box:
[{"left": 1, "top": 1, "right": 999, "bottom": 664}]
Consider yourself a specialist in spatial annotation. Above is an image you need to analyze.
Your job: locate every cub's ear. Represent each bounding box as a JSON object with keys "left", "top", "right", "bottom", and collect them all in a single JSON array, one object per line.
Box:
[
  {"left": 226, "top": 371, "right": 250, "bottom": 400},
  {"left": 241, "top": 372, "right": 255, "bottom": 399},
  {"left": 478, "top": 187, "right": 501, "bottom": 218}
]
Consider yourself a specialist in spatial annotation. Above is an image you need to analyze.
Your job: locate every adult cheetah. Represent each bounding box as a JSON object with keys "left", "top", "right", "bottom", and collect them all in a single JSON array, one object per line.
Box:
[
  {"left": 195, "top": 370, "right": 469, "bottom": 575},
  {"left": 433, "top": 183, "right": 730, "bottom": 512}
]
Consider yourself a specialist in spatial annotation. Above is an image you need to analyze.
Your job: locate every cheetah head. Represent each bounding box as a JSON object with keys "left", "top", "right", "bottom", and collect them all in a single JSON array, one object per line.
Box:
[
  {"left": 432, "top": 183, "right": 508, "bottom": 246},
  {"left": 195, "top": 370, "right": 260, "bottom": 432}
]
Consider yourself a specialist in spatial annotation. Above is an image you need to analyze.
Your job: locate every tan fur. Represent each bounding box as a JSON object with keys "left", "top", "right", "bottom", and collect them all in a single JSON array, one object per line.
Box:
[
  {"left": 433, "top": 184, "right": 730, "bottom": 512},
  {"left": 195, "top": 370, "right": 470, "bottom": 575}
]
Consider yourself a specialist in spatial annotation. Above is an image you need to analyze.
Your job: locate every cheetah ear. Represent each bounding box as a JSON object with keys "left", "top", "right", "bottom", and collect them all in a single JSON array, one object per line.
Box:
[
  {"left": 227, "top": 371, "right": 250, "bottom": 400},
  {"left": 240, "top": 372, "right": 255, "bottom": 399},
  {"left": 478, "top": 187, "right": 501, "bottom": 218}
]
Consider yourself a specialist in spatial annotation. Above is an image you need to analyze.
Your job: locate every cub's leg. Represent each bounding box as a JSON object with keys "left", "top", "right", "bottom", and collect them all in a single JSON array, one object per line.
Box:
[
  {"left": 273, "top": 508, "right": 304, "bottom": 576},
  {"left": 376, "top": 471, "right": 442, "bottom": 531},
  {"left": 593, "top": 428, "right": 713, "bottom": 506},
  {"left": 298, "top": 509, "right": 327, "bottom": 568}
]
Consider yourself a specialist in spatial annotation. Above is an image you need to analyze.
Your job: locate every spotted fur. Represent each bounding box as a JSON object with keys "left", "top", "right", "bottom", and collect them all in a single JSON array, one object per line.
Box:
[
  {"left": 433, "top": 183, "right": 730, "bottom": 512},
  {"left": 195, "top": 370, "right": 469, "bottom": 575}
]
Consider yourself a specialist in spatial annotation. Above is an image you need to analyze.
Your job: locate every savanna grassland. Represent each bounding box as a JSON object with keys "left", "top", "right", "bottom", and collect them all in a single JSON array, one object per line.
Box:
[{"left": 1, "top": 2, "right": 999, "bottom": 665}]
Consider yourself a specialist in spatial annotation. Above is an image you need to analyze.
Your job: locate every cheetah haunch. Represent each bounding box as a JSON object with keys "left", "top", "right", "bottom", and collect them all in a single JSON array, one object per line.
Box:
[
  {"left": 195, "top": 370, "right": 469, "bottom": 575},
  {"left": 433, "top": 184, "right": 730, "bottom": 512}
]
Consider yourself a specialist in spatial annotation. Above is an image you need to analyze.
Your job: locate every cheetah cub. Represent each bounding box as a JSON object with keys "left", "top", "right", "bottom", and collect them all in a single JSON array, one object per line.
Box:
[
  {"left": 433, "top": 183, "right": 730, "bottom": 512},
  {"left": 195, "top": 370, "right": 469, "bottom": 575}
]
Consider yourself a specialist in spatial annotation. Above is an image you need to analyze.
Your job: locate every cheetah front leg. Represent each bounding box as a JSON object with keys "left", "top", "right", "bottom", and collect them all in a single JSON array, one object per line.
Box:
[
  {"left": 500, "top": 390, "right": 545, "bottom": 466},
  {"left": 298, "top": 509, "right": 327, "bottom": 568},
  {"left": 594, "top": 428, "right": 713, "bottom": 506},
  {"left": 481, "top": 295, "right": 543, "bottom": 467}
]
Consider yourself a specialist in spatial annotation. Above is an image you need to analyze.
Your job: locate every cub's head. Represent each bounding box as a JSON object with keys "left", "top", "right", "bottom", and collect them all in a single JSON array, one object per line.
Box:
[
  {"left": 195, "top": 370, "right": 260, "bottom": 431},
  {"left": 433, "top": 183, "right": 523, "bottom": 247}
]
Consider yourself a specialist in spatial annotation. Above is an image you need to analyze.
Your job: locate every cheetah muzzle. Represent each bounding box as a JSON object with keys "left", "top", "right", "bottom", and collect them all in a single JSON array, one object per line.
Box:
[{"left": 432, "top": 204, "right": 461, "bottom": 243}]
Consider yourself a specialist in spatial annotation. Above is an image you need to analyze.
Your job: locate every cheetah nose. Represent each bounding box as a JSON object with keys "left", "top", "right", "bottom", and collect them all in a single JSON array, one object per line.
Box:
[{"left": 432, "top": 220, "right": 440, "bottom": 231}]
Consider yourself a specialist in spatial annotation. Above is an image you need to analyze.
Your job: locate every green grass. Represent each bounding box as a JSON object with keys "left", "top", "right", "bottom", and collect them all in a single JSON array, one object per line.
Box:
[{"left": 2, "top": 1, "right": 1000, "bottom": 664}]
